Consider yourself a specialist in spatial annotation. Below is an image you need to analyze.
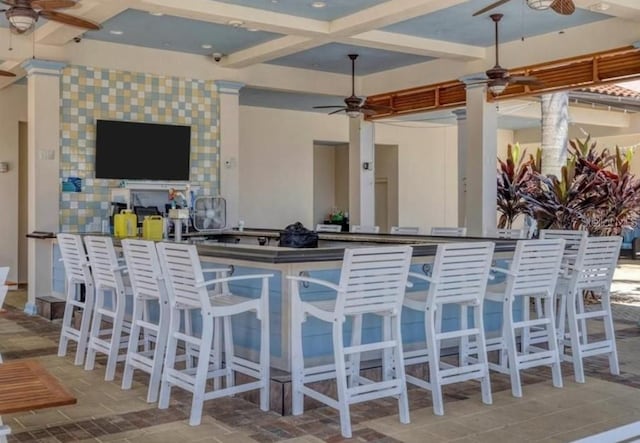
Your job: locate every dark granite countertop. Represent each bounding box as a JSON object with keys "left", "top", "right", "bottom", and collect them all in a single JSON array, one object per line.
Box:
[{"left": 58, "top": 229, "right": 518, "bottom": 264}]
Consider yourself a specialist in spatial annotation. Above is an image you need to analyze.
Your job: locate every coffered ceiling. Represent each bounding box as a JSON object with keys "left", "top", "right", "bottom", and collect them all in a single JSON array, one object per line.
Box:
[{"left": 0, "top": 0, "right": 639, "bottom": 128}]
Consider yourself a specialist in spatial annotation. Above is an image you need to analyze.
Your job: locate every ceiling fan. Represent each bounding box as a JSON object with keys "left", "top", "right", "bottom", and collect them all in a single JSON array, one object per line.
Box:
[
  {"left": 473, "top": 0, "right": 575, "bottom": 17},
  {"left": 313, "top": 54, "right": 392, "bottom": 118},
  {"left": 1, "top": 0, "right": 101, "bottom": 35},
  {"left": 466, "top": 13, "right": 539, "bottom": 95}
]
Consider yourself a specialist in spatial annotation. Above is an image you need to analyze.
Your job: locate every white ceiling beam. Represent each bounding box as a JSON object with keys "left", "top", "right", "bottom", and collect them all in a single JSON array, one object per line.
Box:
[
  {"left": 499, "top": 98, "right": 631, "bottom": 128},
  {"left": 133, "top": 0, "right": 329, "bottom": 36},
  {"left": 35, "top": 0, "right": 130, "bottom": 46},
  {"left": 329, "top": 0, "right": 468, "bottom": 36},
  {"left": 223, "top": 36, "right": 328, "bottom": 69},
  {"left": 340, "top": 30, "right": 486, "bottom": 60},
  {"left": 0, "top": 60, "right": 24, "bottom": 90}
]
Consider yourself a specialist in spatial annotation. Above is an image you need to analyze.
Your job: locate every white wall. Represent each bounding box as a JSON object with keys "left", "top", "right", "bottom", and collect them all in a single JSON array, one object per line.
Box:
[
  {"left": 239, "top": 107, "right": 349, "bottom": 228},
  {"left": 0, "top": 84, "right": 27, "bottom": 282},
  {"left": 239, "top": 107, "right": 470, "bottom": 233}
]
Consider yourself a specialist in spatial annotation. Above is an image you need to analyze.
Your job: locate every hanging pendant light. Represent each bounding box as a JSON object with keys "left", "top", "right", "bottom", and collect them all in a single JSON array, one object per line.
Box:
[{"left": 6, "top": 8, "right": 38, "bottom": 33}]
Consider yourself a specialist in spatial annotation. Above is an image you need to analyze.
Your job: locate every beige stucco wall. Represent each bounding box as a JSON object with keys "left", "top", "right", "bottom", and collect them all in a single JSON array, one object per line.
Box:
[{"left": 0, "top": 84, "right": 27, "bottom": 283}]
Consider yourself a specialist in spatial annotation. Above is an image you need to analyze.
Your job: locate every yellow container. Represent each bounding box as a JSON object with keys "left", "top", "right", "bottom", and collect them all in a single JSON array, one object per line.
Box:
[
  {"left": 142, "top": 215, "right": 164, "bottom": 241},
  {"left": 114, "top": 209, "right": 137, "bottom": 238}
]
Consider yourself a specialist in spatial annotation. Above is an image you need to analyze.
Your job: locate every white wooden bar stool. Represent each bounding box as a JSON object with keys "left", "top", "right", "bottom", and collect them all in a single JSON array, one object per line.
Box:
[
  {"left": 288, "top": 246, "right": 413, "bottom": 438},
  {"left": 120, "top": 239, "right": 170, "bottom": 403},
  {"left": 156, "top": 242, "right": 272, "bottom": 426},
  {"left": 83, "top": 235, "right": 132, "bottom": 381},
  {"left": 538, "top": 229, "right": 589, "bottom": 347},
  {"left": 56, "top": 233, "right": 95, "bottom": 366},
  {"left": 485, "top": 239, "right": 565, "bottom": 397},
  {"left": 403, "top": 242, "right": 495, "bottom": 416},
  {"left": 561, "top": 236, "right": 622, "bottom": 383}
]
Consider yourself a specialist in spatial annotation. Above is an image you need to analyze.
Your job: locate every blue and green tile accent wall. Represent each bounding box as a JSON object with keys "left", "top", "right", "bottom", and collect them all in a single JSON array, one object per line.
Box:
[{"left": 59, "top": 65, "right": 219, "bottom": 232}]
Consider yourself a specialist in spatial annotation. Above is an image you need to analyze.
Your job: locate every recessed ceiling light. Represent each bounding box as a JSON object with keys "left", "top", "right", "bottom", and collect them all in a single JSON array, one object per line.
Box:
[
  {"left": 109, "top": 30, "right": 123, "bottom": 35},
  {"left": 589, "top": 2, "right": 610, "bottom": 11},
  {"left": 311, "top": 1, "right": 326, "bottom": 8},
  {"left": 228, "top": 19, "right": 244, "bottom": 27},
  {"left": 247, "top": 28, "right": 259, "bottom": 32},
  {"left": 149, "top": 11, "right": 164, "bottom": 16},
  {"left": 201, "top": 44, "right": 213, "bottom": 49},
  {"left": 271, "top": 0, "right": 278, "bottom": 3}
]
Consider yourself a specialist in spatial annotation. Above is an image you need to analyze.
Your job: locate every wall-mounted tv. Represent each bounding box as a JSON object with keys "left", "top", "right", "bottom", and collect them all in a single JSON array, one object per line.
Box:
[{"left": 95, "top": 119, "right": 191, "bottom": 181}]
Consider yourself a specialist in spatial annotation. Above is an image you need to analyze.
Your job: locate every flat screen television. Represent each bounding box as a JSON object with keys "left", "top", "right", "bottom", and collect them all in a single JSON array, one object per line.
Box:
[{"left": 95, "top": 119, "right": 191, "bottom": 181}]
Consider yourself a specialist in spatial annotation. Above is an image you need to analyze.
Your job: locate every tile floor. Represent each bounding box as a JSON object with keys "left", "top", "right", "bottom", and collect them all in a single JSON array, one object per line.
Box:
[{"left": 2, "top": 263, "right": 640, "bottom": 443}]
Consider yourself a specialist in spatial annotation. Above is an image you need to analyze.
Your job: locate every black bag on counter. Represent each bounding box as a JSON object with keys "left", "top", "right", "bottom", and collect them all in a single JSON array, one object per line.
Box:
[{"left": 279, "top": 222, "right": 318, "bottom": 248}]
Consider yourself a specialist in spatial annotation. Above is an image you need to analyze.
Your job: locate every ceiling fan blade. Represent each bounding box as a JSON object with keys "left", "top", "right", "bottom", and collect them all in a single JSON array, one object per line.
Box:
[
  {"left": 360, "top": 108, "right": 378, "bottom": 116},
  {"left": 551, "top": 0, "right": 575, "bottom": 15},
  {"left": 328, "top": 108, "right": 347, "bottom": 116},
  {"left": 0, "top": 0, "right": 18, "bottom": 6},
  {"left": 312, "top": 105, "right": 346, "bottom": 109},
  {"left": 39, "top": 10, "right": 101, "bottom": 30},
  {"left": 0, "top": 70, "right": 16, "bottom": 77},
  {"left": 472, "top": 0, "right": 511, "bottom": 16},
  {"left": 32, "top": 0, "right": 77, "bottom": 10}
]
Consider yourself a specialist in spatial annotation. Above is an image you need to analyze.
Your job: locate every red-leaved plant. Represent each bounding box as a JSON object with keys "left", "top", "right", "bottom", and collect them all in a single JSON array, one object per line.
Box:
[{"left": 498, "top": 136, "right": 640, "bottom": 236}]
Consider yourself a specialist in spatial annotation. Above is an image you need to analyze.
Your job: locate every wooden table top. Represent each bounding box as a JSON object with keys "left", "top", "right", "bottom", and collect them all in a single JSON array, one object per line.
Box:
[{"left": 0, "top": 360, "right": 77, "bottom": 414}]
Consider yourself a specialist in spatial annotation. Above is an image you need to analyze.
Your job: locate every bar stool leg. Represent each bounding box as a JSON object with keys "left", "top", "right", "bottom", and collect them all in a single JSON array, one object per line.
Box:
[
  {"left": 392, "top": 313, "right": 410, "bottom": 424},
  {"left": 122, "top": 296, "right": 144, "bottom": 390},
  {"left": 290, "top": 294, "right": 304, "bottom": 416},
  {"left": 349, "top": 314, "right": 363, "bottom": 387},
  {"left": 567, "top": 290, "right": 586, "bottom": 383},
  {"left": 426, "top": 308, "right": 444, "bottom": 416},
  {"left": 474, "top": 303, "right": 493, "bottom": 406},
  {"left": 602, "top": 291, "right": 620, "bottom": 376},
  {"left": 505, "top": 300, "right": 523, "bottom": 398},
  {"left": 212, "top": 317, "right": 222, "bottom": 390},
  {"left": 223, "top": 316, "right": 235, "bottom": 389},
  {"left": 259, "top": 288, "right": 270, "bottom": 412},
  {"left": 190, "top": 317, "right": 214, "bottom": 426},
  {"left": 158, "top": 307, "right": 180, "bottom": 409},
  {"left": 332, "top": 322, "right": 352, "bottom": 438}
]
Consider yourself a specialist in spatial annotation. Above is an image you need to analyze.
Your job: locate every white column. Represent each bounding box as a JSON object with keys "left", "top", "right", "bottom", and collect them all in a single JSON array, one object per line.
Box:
[
  {"left": 23, "top": 59, "right": 66, "bottom": 315},
  {"left": 452, "top": 109, "right": 467, "bottom": 228},
  {"left": 464, "top": 84, "right": 497, "bottom": 237},
  {"left": 348, "top": 117, "right": 375, "bottom": 226},
  {"left": 215, "top": 80, "right": 244, "bottom": 229}
]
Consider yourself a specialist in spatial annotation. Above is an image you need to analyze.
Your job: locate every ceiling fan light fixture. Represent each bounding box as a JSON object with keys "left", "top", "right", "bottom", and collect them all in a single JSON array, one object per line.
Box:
[
  {"left": 346, "top": 110, "right": 361, "bottom": 118},
  {"left": 6, "top": 8, "right": 38, "bottom": 33},
  {"left": 488, "top": 78, "right": 508, "bottom": 95},
  {"left": 526, "top": 0, "right": 555, "bottom": 10}
]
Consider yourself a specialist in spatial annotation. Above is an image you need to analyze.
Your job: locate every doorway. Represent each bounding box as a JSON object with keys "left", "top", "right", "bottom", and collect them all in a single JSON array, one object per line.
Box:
[{"left": 375, "top": 178, "right": 389, "bottom": 233}]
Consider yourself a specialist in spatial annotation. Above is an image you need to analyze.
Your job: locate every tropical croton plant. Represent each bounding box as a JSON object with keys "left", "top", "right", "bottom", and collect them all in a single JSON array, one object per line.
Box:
[{"left": 497, "top": 136, "right": 640, "bottom": 236}]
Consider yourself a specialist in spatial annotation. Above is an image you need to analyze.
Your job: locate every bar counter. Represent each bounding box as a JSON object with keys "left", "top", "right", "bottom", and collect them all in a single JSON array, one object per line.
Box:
[{"left": 50, "top": 229, "right": 518, "bottom": 413}]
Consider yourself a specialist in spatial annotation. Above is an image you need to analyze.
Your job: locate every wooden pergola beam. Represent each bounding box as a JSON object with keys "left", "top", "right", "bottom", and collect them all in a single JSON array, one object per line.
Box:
[{"left": 366, "top": 45, "right": 640, "bottom": 120}]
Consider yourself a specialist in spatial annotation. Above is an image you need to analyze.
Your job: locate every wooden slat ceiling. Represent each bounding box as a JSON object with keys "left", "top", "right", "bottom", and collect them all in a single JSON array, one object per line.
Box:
[{"left": 365, "top": 46, "right": 640, "bottom": 120}]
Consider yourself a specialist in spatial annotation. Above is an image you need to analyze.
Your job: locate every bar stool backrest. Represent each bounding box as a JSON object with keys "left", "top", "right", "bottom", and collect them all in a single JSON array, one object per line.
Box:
[
  {"left": 428, "top": 242, "right": 494, "bottom": 307},
  {"left": 431, "top": 227, "right": 467, "bottom": 236},
  {"left": 494, "top": 228, "right": 527, "bottom": 239},
  {"left": 156, "top": 242, "right": 207, "bottom": 310},
  {"left": 84, "top": 236, "right": 123, "bottom": 291},
  {"left": 336, "top": 246, "right": 413, "bottom": 316},
  {"left": 121, "top": 239, "right": 167, "bottom": 305},
  {"left": 350, "top": 225, "right": 380, "bottom": 234},
  {"left": 316, "top": 224, "right": 342, "bottom": 232},
  {"left": 390, "top": 226, "right": 420, "bottom": 235},
  {"left": 507, "top": 239, "right": 565, "bottom": 298},
  {"left": 572, "top": 236, "right": 622, "bottom": 291},
  {"left": 539, "top": 229, "right": 588, "bottom": 268},
  {"left": 57, "top": 233, "right": 93, "bottom": 287}
]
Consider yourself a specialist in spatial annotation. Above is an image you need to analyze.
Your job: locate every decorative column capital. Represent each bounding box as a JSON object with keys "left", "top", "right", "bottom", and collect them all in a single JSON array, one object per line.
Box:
[
  {"left": 452, "top": 109, "right": 467, "bottom": 121},
  {"left": 215, "top": 80, "right": 245, "bottom": 95},
  {"left": 21, "top": 59, "right": 66, "bottom": 77},
  {"left": 459, "top": 73, "right": 487, "bottom": 90}
]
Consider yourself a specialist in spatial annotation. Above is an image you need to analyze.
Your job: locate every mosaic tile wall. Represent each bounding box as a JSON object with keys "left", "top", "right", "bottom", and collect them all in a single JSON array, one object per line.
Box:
[{"left": 59, "top": 65, "right": 219, "bottom": 232}]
